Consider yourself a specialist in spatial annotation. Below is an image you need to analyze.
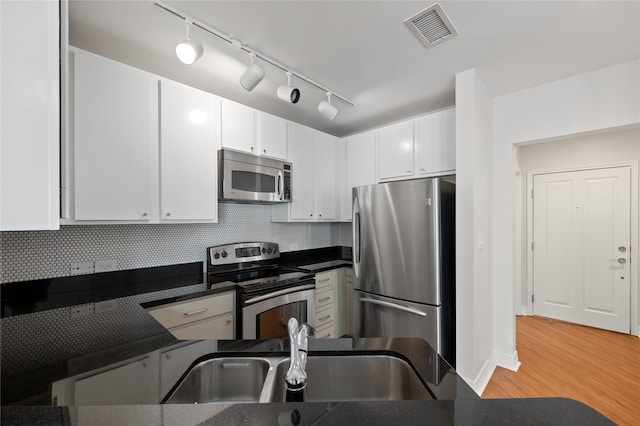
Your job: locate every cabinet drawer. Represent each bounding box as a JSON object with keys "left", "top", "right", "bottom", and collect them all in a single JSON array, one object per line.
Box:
[
  {"left": 315, "top": 288, "right": 334, "bottom": 307},
  {"left": 315, "top": 272, "right": 334, "bottom": 290},
  {"left": 315, "top": 306, "right": 335, "bottom": 328},
  {"left": 315, "top": 323, "right": 336, "bottom": 339},
  {"left": 147, "top": 291, "right": 233, "bottom": 329},
  {"left": 168, "top": 312, "right": 233, "bottom": 340}
]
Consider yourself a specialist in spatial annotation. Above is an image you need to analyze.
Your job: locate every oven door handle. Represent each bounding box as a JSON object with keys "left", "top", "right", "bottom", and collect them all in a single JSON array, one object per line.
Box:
[{"left": 244, "top": 284, "right": 316, "bottom": 306}]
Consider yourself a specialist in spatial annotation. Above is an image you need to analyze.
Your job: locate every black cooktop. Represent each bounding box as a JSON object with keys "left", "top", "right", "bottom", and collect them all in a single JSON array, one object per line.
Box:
[{"left": 208, "top": 264, "right": 313, "bottom": 294}]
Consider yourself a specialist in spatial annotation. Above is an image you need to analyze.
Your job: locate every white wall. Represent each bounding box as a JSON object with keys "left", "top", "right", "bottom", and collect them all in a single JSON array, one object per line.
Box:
[
  {"left": 455, "top": 69, "right": 496, "bottom": 394},
  {"left": 493, "top": 60, "right": 640, "bottom": 338}
]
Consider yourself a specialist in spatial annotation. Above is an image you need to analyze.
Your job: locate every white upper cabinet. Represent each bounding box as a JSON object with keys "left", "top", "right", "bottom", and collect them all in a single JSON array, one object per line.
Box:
[
  {"left": 377, "top": 120, "right": 415, "bottom": 181},
  {"left": 339, "top": 130, "right": 376, "bottom": 222},
  {"left": 159, "top": 79, "right": 220, "bottom": 221},
  {"left": 416, "top": 108, "right": 455, "bottom": 175},
  {"left": 72, "top": 49, "right": 156, "bottom": 221},
  {"left": 313, "top": 132, "right": 338, "bottom": 220},
  {"left": 0, "top": 0, "right": 60, "bottom": 230},
  {"left": 66, "top": 49, "right": 220, "bottom": 224},
  {"left": 376, "top": 108, "right": 456, "bottom": 183},
  {"left": 220, "top": 100, "right": 288, "bottom": 161},
  {"left": 286, "top": 122, "right": 315, "bottom": 220},
  {"left": 257, "top": 111, "right": 288, "bottom": 160},
  {"left": 220, "top": 98, "right": 257, "bottom": 154},
  {"left": 272, "top": 123, "right": 338, "bottom": 222}
]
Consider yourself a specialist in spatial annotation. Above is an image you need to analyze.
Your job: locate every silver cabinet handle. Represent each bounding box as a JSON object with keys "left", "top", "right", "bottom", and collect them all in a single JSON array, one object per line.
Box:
[
  {"left": 318, "top": 297, "right": 330, "bottom": 302},
  {"left": 318, "top": 315, "right": 331, "bottom": 321},
  {"left": 317, "top": 278, "right": 330, "bottom": 283},
  {"left": 183, "top": 308, "right": 208, "bottom": 317},
  {"left": 609, "top": 258, "right": 627, "bottom": 264},
  {"left": 359, "top": 297, "right": 427, "bottom": 317}
]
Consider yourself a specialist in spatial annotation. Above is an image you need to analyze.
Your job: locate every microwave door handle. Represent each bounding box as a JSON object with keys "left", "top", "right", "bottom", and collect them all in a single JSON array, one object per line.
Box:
[{"left": 277, "top": 170, "right": 284, "bottom": 200}]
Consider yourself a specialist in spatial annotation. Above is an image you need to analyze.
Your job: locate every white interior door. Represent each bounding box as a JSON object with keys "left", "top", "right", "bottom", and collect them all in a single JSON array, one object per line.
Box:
[{"left": 532, "top": 167, "right": 631, "bottom": 333}]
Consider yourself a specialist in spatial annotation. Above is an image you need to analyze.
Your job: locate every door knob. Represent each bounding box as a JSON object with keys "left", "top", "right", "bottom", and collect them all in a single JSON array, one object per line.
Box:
[{"left": 609, "top": 258, "right": 627, "bottom": 264}]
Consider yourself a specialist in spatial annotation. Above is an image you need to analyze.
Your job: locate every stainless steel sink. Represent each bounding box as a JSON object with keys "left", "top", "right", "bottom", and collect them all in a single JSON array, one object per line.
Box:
[
  {"left": 269, "top": 355, "right": 432, "bottom": 402},
  {"left": 164, "top": 354, "right": 432, "bottom": 404},
  {"left": 163, "top": 357, "right": 270, "bottom": 404}
]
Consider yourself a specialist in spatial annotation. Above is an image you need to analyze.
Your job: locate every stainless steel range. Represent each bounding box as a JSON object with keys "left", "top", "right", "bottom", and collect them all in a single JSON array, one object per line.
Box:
[{"left": 207, "top": 242, "right": 316, "bottom": 339}]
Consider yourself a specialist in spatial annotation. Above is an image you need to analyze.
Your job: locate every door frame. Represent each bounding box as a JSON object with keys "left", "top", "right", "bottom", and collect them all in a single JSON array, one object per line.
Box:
[{"left": 525, "top": 161, "right": 639, "bottom": 336}]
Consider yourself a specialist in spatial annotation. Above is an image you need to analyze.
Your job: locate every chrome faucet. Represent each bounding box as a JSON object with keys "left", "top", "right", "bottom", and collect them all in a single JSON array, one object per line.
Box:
[{"left": 285, "top": 317, "right": 314, "bottom": 391}]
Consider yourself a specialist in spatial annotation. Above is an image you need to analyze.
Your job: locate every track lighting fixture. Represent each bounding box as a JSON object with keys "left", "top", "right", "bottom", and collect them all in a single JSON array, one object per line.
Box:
[
  {"left": 239, "top": 53, "right": 265, "bottom": 91},
  {"left": 276, "top": 72, "right": 300, "bottom": 104},
  {"left": 175, "top": 19, "right": 203, "bottom": 65},
  {"left": 318, "top": 92, "right": 338, "bottom": 120},
  {"left": 156, "top": 1, "right": 357, "bottom": 117}
]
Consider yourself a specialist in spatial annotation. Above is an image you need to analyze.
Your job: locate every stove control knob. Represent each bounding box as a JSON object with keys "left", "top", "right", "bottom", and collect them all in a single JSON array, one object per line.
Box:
[
  {"left": 268, "top": 248, "right": 273, "bottom": 254},
  {"left": 262, "top": 248, "right": 266, "bottom": 254},
  {"left": 213, "top": 252, "right": 220, "bottom": 260},
  {"left": 221, "top": 251, "right": 228, "bottom": 258}
]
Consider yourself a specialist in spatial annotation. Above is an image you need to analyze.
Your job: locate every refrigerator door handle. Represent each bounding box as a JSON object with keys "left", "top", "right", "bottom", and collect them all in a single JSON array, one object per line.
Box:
[
  {"left": 359, "top": 297, "right": 428, "bottom": 317},
  {"left": 352, "top": 196, "right": 361, "bottom": 277}
]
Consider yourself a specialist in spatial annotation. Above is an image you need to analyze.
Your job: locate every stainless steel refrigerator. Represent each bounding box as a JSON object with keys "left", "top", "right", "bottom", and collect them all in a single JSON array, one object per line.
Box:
[{"left": 352, "top": 176, "right": 456, "bottom": 367}]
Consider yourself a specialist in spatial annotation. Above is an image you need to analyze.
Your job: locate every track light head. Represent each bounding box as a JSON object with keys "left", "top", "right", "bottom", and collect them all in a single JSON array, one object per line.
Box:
[
  {"left": 276, "top": 72, "right": 300, "bottom": 104},
  {"left": 318, "top": 92, "right": 338, "bottom": 120},
  {"left": 239, "top": 53, "right": 265, "bottom": 91},
  {"left": 176, "top": 19, "right": 203, "bottom": 64}
]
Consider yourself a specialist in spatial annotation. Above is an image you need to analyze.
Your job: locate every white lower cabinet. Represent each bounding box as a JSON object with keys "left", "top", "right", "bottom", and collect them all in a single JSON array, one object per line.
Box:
[
  {"left": 313, "top": 269, "right": 347, "bottom": 338},
  {"left": 345, "top": 268, "right": 354, "bottom": 336},
  {"left": 146, "top": 291, "right": 234, "bottom": 340}
]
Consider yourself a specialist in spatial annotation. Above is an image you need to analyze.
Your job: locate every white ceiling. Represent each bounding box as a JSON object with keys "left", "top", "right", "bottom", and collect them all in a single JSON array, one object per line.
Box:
[{"left": 69, "top": 1, "right": 640, "bottom": 137}]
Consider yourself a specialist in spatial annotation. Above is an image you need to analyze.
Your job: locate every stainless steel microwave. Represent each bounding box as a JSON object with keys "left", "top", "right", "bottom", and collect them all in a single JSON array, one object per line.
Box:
[{"left": 218, "top": 149, "right": 292, "bottom": 203}]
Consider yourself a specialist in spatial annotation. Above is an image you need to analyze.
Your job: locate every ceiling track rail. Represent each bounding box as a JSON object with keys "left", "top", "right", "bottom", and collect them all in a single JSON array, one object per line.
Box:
[{"left": 153, "top": 0, "right": 357, "bottom": 107}]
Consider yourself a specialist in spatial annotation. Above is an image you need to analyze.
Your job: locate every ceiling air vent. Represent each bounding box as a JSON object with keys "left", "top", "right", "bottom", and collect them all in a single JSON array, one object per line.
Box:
[{"left": 404, "top": 3, "right": 458, "bottom": 49}]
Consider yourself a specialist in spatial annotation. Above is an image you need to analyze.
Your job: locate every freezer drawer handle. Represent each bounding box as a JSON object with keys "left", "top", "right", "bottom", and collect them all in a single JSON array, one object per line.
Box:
[
  {"left": 245, "top": 284, "right": 315, "bottom": 305},
  {"left": 359, "top": 297, "right": 428, "bottom": 317},
  {"left": 183, "top": 308, "right": 208, "bottom": 317}
]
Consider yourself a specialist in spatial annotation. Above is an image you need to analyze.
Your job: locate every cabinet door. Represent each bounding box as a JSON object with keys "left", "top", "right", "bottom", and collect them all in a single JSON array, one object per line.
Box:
[
  {"left": 74, "top": 357, "right": 156, "bottom": 405},
  {"left": 73, "top": 50, "right": 155, "bottom": 220},
  {"left": 313, "top": 132, "right": 338, "bottom": 220},
  {"left": 159, "top": 79, "right": 220, "bottom": 221},
  {"left": 220, "top": 98, "right": 256, "bottom": 154},
  {"left": 257, "top": 112, "right": 288, "bottom": 160},
  {"left": 344, "top": 131, "right": 376, "bottom": 220},
  {"left": 377, "top": 120, "right": 415, "bottom": 181},
  {"left": 288, "top": 123, "right": 315, "bottom": 219},
  {"left": 417, "top": 108, "right": 455, "bottom": 175},
  {"left": 0, "top": 0, "right": 60, "bottom": 230}
]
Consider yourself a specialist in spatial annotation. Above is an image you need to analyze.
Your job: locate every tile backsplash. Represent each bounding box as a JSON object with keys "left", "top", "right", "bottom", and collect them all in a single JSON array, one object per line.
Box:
[{"left": 0, "top": 203, "right": 342, "bottom": 284}]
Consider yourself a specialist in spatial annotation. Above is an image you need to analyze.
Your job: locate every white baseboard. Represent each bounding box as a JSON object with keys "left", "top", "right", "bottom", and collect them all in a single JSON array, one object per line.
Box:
[
  {"left": 461, "top": 356, "right": 496, "bottom": 396},
  {"left": 494, "top": 350, "right": 521, "bottom": 372},
  {"left": 521, "top": 305, "right": 529, "bottom": 316}
]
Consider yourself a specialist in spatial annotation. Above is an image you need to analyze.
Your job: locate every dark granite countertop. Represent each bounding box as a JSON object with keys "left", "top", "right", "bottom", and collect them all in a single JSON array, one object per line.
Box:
[{"left": 1, "top": 337, "right": 614, "bottom": 425}]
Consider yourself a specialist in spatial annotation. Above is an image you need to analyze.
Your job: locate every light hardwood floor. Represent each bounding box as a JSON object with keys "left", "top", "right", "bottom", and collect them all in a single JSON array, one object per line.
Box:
[{"left": 482, "top": 316, "right": 640, "bottom": 425}]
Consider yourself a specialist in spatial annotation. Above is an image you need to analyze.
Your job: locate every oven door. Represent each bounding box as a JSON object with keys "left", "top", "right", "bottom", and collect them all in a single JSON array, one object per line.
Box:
[
  {"left": 242, "top": 284, "right": 316, "bottom": 339},
  {"left": 222, "top": 159, "right": 285, "bottom": 203}
]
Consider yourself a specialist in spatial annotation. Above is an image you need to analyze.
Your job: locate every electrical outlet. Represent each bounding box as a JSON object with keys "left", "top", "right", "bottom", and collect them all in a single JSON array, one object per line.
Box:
[
  {"left": 70, "top": 262, "right": 94, "bottom": 275},
  {"left": 95, "top": 300, "right": 117, "bottom": 313},
  {"left": 95, "top": 259, "right": 118, "bottom": 273},
  {"left": 70, "top": 304, "right": 94, "bottom": 318}
]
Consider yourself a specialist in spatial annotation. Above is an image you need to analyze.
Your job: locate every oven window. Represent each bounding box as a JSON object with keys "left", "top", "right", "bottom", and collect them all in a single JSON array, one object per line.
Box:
[
  {"left": 232, "top": 171, "right": 276, "bottom": 193},
  {"left": 256, "top": 301, "right": 307, "bottom": 340}
]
